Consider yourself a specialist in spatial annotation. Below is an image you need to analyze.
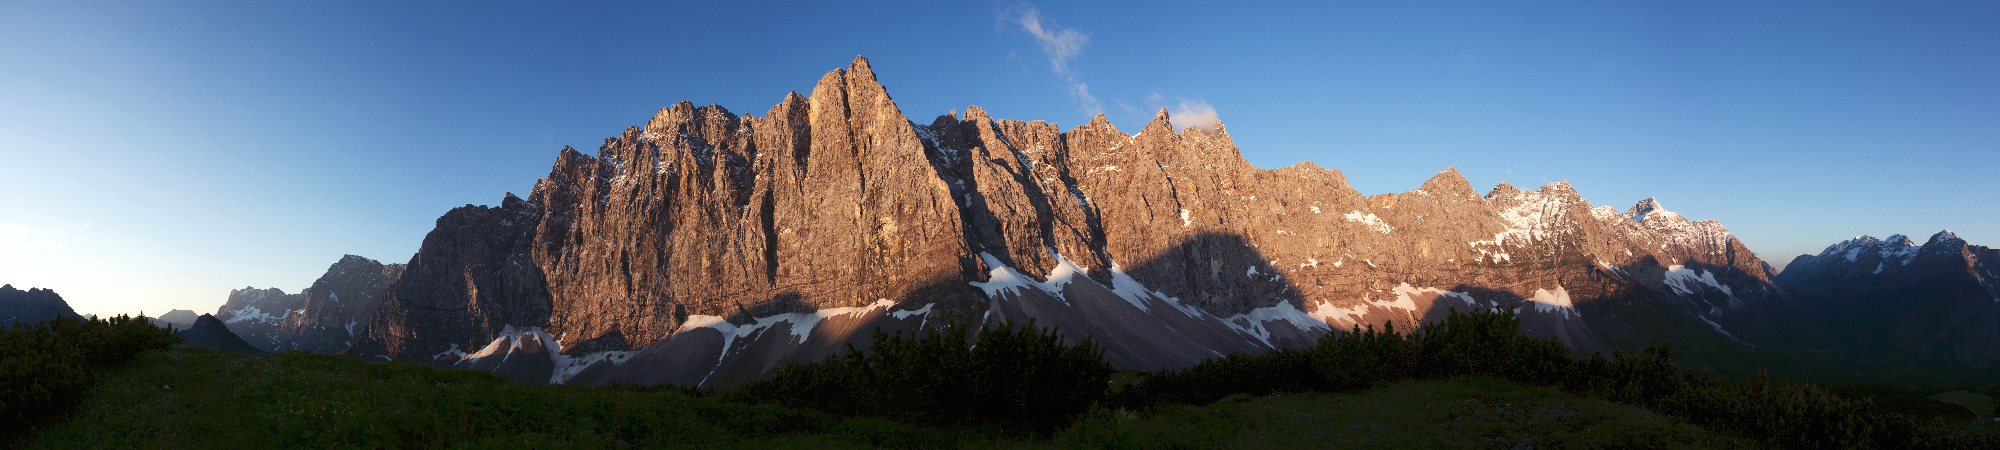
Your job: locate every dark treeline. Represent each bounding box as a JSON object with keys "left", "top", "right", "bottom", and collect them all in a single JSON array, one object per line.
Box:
[{"left": 727, "top": 320, "right": 1113, "bottom": 434}]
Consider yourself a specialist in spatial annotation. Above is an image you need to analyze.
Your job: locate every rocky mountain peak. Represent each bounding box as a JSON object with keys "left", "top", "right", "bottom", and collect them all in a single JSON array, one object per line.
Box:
[
  {"left": 1418, "top": 167, "right": 1480, "bottom": 199},
  {"left": 1626, "top": 197, "right": 1675, "bottom": 223},
  {"left": 215, "top": 255, "right": 402, "bottom": 353},
  {"left": 1926, "top": 230, "right": 1962, "bottom": 246}
]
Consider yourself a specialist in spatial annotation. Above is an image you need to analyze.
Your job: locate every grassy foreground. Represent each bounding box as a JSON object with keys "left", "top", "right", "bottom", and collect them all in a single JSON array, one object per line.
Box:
[
  {"left": 21, "top": 346, "right": 1762, "bottom": 449},
  {"left": 1038, "top": 376, "right": 1760, "bottom": 449}
]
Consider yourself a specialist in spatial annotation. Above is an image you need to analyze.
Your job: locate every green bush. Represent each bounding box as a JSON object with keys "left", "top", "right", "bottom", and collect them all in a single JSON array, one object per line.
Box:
[
  {"left": 730, "top": 320, "right": 1112, "bottom": 434},
  {"left": 1102, "top": 347, "right": 1322, "bottom": 408},
  {"left": 0, "top": 314, "right": 178, "bottom": 436},
  {"left": 1308, "top": 308, "right": 1575, "bottom": 389}
]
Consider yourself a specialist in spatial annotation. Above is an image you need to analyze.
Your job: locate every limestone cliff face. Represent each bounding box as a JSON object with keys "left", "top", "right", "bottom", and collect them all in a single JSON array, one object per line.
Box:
[
  {"left": 219, "top": 255, "right": 402, "bottom": 353},
  {"left": 349, "top": 57, "right": 1781, "bottom": 385}
]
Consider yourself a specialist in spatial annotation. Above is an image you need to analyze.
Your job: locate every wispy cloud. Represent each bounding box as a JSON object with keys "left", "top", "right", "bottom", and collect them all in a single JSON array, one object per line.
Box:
[
  {"left": 1008, "top": 5, "right": 1103, "bottom": 116},
  {"left": 1144, "top": 92, "right": 1222, "bottom": 132},
  {"left": 1170, "top": 100, "right": 1220, "bottom": 132}
]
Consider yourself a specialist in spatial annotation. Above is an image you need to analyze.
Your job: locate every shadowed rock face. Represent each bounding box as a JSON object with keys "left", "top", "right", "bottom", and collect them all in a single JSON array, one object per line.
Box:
[
  {"left": 349, "top": 57, "right": 1783, "bottom": 386},
  {"left": 177, "top": 314, "right": 267, "bottom": 355},
  {"left": 178, "top": 312, "right": 268, "bottom": 356},
  {"left": 0, "top": 284, "right": 79, "bottom": 328},
  {"left": 1773, "top": 231, "right": 2000, "bottom": 368},
  {"left": 218, "top": 255, "right": 403, "bottom": 353}
]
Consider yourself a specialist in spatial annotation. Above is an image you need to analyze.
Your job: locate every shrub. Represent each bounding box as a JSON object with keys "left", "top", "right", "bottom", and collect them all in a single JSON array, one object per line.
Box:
[
  {"left": 1310, "top": 308, "right": 1574, "bottom": 389},
  {"left": 0, "top": 314, "right": 178, "bottom": 437},
  {"left": 730, "top": 319, "right": 1112, "bottom": 434},
  {"left": 1103, "top": 347, "right": 1322, "bottom": 408}
]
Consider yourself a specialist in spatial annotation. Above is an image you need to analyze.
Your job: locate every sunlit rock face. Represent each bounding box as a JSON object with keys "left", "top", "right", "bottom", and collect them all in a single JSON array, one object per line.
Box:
[
  {"left": 348, "top": 57, "right": 1783, "bottom": 388},
  {"left": 218, "top": 255, "right": 401, "bottom": 353}
]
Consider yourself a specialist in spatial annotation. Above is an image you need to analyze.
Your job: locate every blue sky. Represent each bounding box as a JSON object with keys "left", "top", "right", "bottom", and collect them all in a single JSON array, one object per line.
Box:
[{"left": 2, "top": 1, "right": 1994, "bottom": 317}]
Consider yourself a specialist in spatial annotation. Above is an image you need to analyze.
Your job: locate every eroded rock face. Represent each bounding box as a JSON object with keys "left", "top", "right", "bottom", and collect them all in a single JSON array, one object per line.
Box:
[
  {"left": 218, "top": 255, "right": 402, "bottom": 353},
  {"left": 350, "top": 57, "right": 1782, "bottom": 385}
]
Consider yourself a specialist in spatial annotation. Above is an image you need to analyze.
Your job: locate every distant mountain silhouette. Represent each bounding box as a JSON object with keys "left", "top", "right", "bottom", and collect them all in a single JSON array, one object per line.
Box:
[
  {"left": 177, "top": 314, "right": 267, "bottom": 355},
  {"left": 1, "top": 284, "right": 80, "bottom": 329}
]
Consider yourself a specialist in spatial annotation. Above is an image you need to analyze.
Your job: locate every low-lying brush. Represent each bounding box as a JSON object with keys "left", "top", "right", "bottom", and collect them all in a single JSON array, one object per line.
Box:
[
  {"left": 730, "top": 320, "right": 1113, "bottom": 434},
  {"left": 0, "top": 314, "right": 177, "bottom": 437}
]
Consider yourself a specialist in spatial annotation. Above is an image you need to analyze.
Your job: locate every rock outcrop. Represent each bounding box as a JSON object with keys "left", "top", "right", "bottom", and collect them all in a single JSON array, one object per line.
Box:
[
  {"left": 350, "top": 57, "right": 1781, "bottom": 387},
  {"left": 218, "top": 255, "right": 402, "bottom": 353}
]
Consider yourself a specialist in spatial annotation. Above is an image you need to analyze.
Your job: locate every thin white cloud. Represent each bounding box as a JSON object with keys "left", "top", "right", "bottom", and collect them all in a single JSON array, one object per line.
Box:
[
  {"left": 1143, "top": 92, "right": 1221, "bottom": 132},
  {"left": 1170, "top": 100, "right": 1220, "bottom": 132},
  {"left": 1009, "top": 5, "right": 1103, "bottom": 116}
]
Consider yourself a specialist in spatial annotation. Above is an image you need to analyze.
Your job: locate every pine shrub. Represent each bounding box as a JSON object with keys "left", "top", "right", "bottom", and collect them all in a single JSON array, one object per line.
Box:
[
  {"left": 1102, "top": 347, "right": 1322, "bottom": 408},
  {"left": 0, "top": 314, "right": 179, "bottom": 436},
  {"left": 730, "top": 320, "right": 1112, "bottom": 433}
]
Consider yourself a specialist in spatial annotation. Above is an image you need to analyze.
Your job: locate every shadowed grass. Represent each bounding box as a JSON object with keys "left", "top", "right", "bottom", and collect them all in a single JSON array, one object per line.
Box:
[
  {"left": 1020, "top": 377, "right": 1763, "bottom": 450},
  {"left": 18, "top": 347, "right": 982, "bottom": 449}
]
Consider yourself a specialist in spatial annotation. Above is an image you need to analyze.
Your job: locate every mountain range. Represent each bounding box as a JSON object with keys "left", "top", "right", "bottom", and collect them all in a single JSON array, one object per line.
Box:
[
  {"left": 166, "top": 56, "right": 1993, "bottom": 388},
  {"left": 1, "top": 284, "right": 79, "bottom": 328}
]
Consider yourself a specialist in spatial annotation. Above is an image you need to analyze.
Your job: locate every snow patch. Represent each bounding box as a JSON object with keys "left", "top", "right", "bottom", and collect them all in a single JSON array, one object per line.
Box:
[
  {"left": 1107, "top": 262, "right": 1204, "bottom": 317},
  {"left": 1308, "top": 284, "right": 1477, "bottom": 327},
  {"left": 1311, "top": 206, "right": 1321, "bottom": 214},
  {"left": 1526, "top": 286, "right": 1576, "bottom": 318},
  {"left": 969, "top": 251, "right": 1090, "bottom": 305},
  {"left": 1343, "top": 211, "right": 1393, "bottom": 234},
  {"left": 891, "top": 303, "right": 935, "bottom": 327},
  {"left": 431, "top": 343, "right": 466, "bottom": 360},
  {"left": 1180, "top": 208, "right": 1192, "bottom": 227},
  {"left": 675, "top": 299, "right": 900, "bottom": 385},
  {"left": 1696, "top": 315, "right": 1748, "bottom": 345},
  {"left": 223, "top": 305, "right": 298, "bottom": 324},
  {"left": 1662, "top": 265, "right": 1733, "bottom": 298},
  {"left": 1223, "top": 301, "right": 1332, "bottom": 345}
]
